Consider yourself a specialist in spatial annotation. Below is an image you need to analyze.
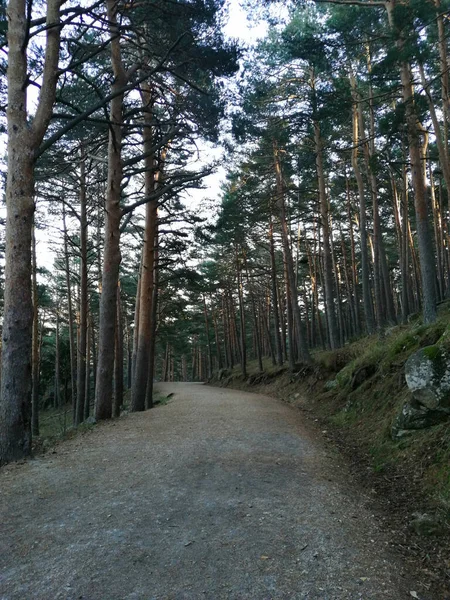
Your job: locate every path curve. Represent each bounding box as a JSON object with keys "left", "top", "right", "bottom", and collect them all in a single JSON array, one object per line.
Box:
[{"left": 1, "top": 383, "right": 427, "bottom": 599}]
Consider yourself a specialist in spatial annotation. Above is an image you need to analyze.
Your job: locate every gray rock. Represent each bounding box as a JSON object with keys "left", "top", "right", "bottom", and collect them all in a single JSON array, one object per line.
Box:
[
  {"left": 392, "top": 399, "right": 449, "bottom": 438},
  {"left": 85, "top": 416, "right": 97, "bottom": 425},
  {"left": 405, "top": 346, "right": 450, "bottom": 410},
  {"left": 392, "top": 345, "right": 450, "bottom": 437}
]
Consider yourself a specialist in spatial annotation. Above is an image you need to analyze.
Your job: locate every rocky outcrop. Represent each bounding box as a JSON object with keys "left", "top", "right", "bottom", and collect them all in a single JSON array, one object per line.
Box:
[{"left": 392, "top": 345, "right": 450, "bottom": 438}]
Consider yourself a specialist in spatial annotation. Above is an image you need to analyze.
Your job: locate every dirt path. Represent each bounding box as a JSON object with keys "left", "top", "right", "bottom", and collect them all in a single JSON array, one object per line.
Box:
[{"left": 1, "top": 384, "right": 429, "bottom": 599}]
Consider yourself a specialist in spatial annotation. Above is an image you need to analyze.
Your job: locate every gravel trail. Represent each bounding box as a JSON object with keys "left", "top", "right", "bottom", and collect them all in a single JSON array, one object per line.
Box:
[{"left": 0, "top": 383, "right": 428, "bottom": 599}]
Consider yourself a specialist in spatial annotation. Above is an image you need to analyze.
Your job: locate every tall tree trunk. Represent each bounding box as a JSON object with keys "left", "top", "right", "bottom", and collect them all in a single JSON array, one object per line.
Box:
[
  {"left": 222, "top": 295, "right": 232, "bottom": 369},
  {"left": 145, "top": 236, "right": 159, "bottom": 409},
  {"left": 236, "top": 250, "right": 247, "bottom": 378},
  {"left": 350, "top": 80, "right": 375, "bottom": 334},
  {"left": 203, "top": 296, "right": 213, "bottom": 379},
  {"left": 84, "top": 316, "right": 91, "bottom": 420},
  {"left": 132, "top": 89, "right": 160, "bottom": 411},
  {"left": 62, "top": 206, "right": 77, "bottom": 424},
  {"left": 0, "top": 0, "right": 61, "bottom": 464},
  {"left": 313, "top": 112, "right": 339, "bottom": 348},
  {"left": 31, "top": 226, "right": 40, "bottom": 437},
  {"left": 114, "top": 284, "right": 124, "bottom": 418},
  {"left": 131, "top": 258, "right": 142, "bottom": 386},
  {"left": 273, "top": 142, "right": 310, "bottom": 362},
  {"left": 245, "top": 262, "right": 263, "bottom": 373},
  {"left": 212, "top": 305, "right": 223, "bottom": 370},
  {"left": 345, "top": 171, "right": 361, "bottom": 333},
  {"left": 163, "top": 342, "right": 170, "bottom": 382},
  {"left": 386, "top": 1, "right": 437, "bottom": 323},
  {"left": 95, "top": 0, "right": 127, "bottom": 420},
  {"left": 55, "top": 308, "right": 61, "bottom": 409},
  {"left": 269, "top": 217, "right": 283, "bottom": 365},
  {"left": 76, "top": 152, "right": 88, "bottom": 425}
]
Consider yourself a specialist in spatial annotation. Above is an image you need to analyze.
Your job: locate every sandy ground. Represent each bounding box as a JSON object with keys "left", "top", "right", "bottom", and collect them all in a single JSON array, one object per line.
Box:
[{"left": 0, "top": 383, "right": 430, "bottom": 600}]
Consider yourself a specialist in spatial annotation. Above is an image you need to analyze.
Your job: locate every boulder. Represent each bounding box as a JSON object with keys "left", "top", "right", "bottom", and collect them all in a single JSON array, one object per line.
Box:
[
  {"left": 392, "top": 398, "right": 449, "bottom": 438},
  {"left": 405, "top": 346, "right": 450, "bottom": 410},
  {"left": 392, "top": 345, "right": 450, "bottom": 438}
]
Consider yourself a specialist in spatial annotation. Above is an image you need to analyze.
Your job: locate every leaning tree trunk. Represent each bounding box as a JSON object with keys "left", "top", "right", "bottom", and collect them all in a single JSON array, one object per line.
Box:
[{"left": 95, "top": 0, "right": 127, "bottom": 420}]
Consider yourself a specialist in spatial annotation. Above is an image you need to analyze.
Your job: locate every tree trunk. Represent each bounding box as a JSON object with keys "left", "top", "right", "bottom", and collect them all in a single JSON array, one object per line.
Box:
[
  {"left": 95, "top": 0, "right": 127, "bottom": 420},
  {"left": 203, "top": 296, "right": 213, "bottom": 379},
  {"left": 76, "top": 152, "right": 88, "bottom": 425},
  {"left": 145, "top": 237, "right": 159, "bottom": 409},
  {"left": 236, "top": 250, "right": 247, "bottom": 378},
  {"left": 55, "top": 308, "right": 61, "bottom": 409},
  {"left": 350, "top": 81, "right": 375, "bottom": 334},
  {"left": 0, "top": 0, "right": 61, "bottom": 464},
  {"left": 386, "top": 1, "right": 437, "bottom": 323},
  {"left": 212, "top": 306, "right": 223, "bottom": 370},
  {"left": 273, "top": 143, "right": 310, "bottom": 362},
  {"left": 62, "top": 206, "right": 77, "bottom": 423},
  {"left": 31, "top": 226, "right": 40, "bottom": 437},
  {"left": 269, "top": 217, "right": 283, "bottom": 365},
  {"left": 84, "top": 316, "right": 91, "bottom": 420},
  {"left": 313, "top": 114, "right": 339, "bottom": 348},
  {"left": 132, "top": 89, "right": 160, "bottom": 411},
  {"left": 114, "top": 284, "right": 124, "bottom": 418}
]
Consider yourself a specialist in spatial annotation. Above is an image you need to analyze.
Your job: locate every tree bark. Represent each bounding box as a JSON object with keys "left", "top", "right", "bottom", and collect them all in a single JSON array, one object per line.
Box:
[
  {"left": 76, "top": 152, "right": 88, "bottom": 425},
  {"left": 31, "top": 226, "right": 40, "bottom": 437},
  {"left": 313, "top": 113, "right": 339, "bottom": 348},
  {"left": 236, "top": 249, "right": 247, "bottom": 378},
  {"left": 269, "top": 217, "right": 283, "bottom": 365},
  {"left": 203, "top": 296, "right": 213, "bottom": 379},
  {"left": 273, "top": 142, "right": 311, "bottom": 362},
  {"left": 0, "top": 0, "right": 61, "bottom": 464},
  {"left": 62, "top": 206, "right": 77, "bottom": 423},
  {"left": 145, "top": 236, "right": 159, "bottom": 409},
  {"left": 349, "top": 79, "right": 375, "bottom": 334},
  {"left": 95, "top": 0, "right": 127, "bottom": 420},
  {"left": 114, "top": 284, "right": 124, "bottom": 418},
  {"left": 386, "top": 0, "right": 437, "bottom": 323}
]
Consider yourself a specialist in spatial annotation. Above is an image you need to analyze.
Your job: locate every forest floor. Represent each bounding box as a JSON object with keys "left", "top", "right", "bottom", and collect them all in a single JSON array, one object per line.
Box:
[{"left": 0, "top": 383, "right": 435, "bottom": 600}]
